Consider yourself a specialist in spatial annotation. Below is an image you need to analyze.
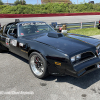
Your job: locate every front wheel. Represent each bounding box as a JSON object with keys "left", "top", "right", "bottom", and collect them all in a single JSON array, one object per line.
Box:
[{"left": 29, "top": 52, "right": 49, "bottom": 79}]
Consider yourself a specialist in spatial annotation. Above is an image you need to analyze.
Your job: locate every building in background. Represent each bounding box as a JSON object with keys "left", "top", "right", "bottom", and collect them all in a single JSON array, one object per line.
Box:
[
  {"left": 41, "top": 0, "right": 72, "bottom": 4},
  {"left": 3, "top": 3, "right": 15, "bottom": 6}
]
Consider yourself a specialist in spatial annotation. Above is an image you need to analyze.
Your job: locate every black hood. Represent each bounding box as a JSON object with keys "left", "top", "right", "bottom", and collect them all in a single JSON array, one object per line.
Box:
[{"left": 23, "top": 33, "right": 100, "bottom": 55}]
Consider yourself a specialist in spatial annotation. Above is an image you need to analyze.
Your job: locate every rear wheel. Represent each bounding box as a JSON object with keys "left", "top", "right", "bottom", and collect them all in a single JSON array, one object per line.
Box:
[
  {"left": 29, "top": 52, "right": 49, "bottom": 79},
  {"left": 0, "top": 44, "right": 3, "bottom": 52}
]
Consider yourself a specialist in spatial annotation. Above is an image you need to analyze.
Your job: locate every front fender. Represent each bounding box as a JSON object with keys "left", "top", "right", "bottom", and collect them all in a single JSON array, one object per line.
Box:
[{"left": 28, "top": 41, "right": 74, "bottom": 75}]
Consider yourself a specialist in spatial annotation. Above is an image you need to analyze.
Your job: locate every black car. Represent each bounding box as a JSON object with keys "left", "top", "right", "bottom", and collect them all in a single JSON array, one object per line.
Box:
[{"left": 0, "top": 19, "right": 100, "bottom": 79}]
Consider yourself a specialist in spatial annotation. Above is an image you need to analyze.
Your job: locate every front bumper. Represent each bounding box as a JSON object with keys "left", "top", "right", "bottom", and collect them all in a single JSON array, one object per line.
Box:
[{"left": 66, "top": 57, "right": 100, "bottom": 77}]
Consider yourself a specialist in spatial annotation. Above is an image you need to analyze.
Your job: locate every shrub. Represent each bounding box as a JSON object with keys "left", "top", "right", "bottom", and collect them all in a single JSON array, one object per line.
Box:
[{"left": 0, "top": 3, "right": 100, "bottom": 14}]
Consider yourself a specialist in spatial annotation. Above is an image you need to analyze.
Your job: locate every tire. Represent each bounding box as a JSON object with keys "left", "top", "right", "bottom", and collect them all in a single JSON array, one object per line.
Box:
[
  {"left": 29, "top": 52, "right": 49, "bottom": 79},
  {"left": 0, "top": 44, "right": 3, "bottom": 53}
]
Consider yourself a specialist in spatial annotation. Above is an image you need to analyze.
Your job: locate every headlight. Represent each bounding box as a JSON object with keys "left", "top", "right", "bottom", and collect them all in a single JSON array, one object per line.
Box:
[
  {"left": 71, "top": 56, "right": 75, "bottom": 62},
  {"left": 71, "top": 54, "right": 81, "bottom": 63},
  {"left": 76, "top": 54, "right": 81, "bottom": 60}
]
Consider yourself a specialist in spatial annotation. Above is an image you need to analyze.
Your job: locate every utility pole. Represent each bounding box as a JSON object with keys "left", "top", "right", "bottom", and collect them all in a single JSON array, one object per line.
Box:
[
  {"left": 22, "top": 0, "right": 23, "bottom": 5},
  {"left": 7, "top": 0, "right": 8, "bottom": 5},
  {"left": 77, "top": 0, "right": 78, "bottom": 4},
  {"left": 37, "top": 0, "right": 38, "bottom": 4}
]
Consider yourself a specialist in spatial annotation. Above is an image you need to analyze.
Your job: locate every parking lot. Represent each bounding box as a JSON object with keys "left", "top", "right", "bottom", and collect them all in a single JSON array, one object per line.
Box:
[
  {"left": 0, "top": 16, "right": 100, "bottom": 100},
  {"left": 0, "top": 36, "right": 100, "bottom": 100}
]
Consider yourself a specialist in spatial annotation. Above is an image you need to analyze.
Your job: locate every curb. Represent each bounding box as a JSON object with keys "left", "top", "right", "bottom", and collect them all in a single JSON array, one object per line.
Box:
[{"left": 0, "top": 12, "right": 100, "bottom": 18}]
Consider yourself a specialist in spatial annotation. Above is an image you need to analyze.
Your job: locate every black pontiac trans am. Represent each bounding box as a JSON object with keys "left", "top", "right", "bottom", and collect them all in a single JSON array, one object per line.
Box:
[{"left": 0, "top": 19, "right": 100, "bottom": 79}]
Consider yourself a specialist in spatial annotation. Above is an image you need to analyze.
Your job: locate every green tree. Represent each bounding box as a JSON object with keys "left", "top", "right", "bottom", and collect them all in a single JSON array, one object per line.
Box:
[
  {"left": 0, "top": 0, "right": 3, "bottom": 5},
  {"left": 14, "top": 0, "right": 26, "bottom": 5},
  {"left": 20, "top": 0, "right": 26, "bottom": 5},
  {"left": 14, "top": 0, "right": 20, "bottom": 5}
]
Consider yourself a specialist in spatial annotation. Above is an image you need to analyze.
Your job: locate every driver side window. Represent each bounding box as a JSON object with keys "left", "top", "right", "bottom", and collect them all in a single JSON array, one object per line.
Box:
[
  {"left": 4, "top": 24, "right": 12, "bottom": 34},
  {"left": 8, "top": 24, "right": 17, "bottom": 36}
]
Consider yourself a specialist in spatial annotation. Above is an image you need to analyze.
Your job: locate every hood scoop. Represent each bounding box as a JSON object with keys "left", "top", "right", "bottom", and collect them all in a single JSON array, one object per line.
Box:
[{"left": 47, "top": 32, "right": 63, "bottom": 38}]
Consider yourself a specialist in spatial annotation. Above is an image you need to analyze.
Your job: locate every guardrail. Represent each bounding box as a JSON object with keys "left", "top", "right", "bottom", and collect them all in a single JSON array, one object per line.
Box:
[{"left": 51, "top": 21, "right": 99, "bottom": 31}]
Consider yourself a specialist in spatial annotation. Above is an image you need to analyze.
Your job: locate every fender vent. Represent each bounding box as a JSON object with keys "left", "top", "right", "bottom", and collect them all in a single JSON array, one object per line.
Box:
[{"left": 48, "top": 32, "right": 63, "bottom": 38}]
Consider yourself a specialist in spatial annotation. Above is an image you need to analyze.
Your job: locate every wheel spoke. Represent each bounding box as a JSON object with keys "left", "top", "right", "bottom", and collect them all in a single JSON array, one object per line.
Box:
[{"left": 40, "top": 67, "right": 44, "bottom": 72}]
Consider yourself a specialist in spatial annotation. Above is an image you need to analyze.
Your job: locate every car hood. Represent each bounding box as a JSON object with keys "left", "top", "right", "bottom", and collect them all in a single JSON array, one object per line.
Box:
[{"left": 23, "top": 33, "right": 100, "bottom": 55}]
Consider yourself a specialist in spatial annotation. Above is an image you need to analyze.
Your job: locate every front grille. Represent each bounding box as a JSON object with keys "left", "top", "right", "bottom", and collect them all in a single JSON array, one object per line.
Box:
[
  {"left": 73, "top": 52, "right": 95, "bottom": 65},
  {"left": 81, "top": 52, "right": 94, "bottom": 61}
]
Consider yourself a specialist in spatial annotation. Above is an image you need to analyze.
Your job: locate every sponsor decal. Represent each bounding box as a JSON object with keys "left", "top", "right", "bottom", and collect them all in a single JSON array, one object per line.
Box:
[
  {"left": 21, "top": 33, "right": 24, "bottom": 35},
  {"left": 19, "top": 43, "right": 23, "bottom": 47},
  {"left": 21, "top": 22, "right": 46, "bottom": 26},
  {"left": 21, "top": 49, "right": 28, "bottom": 53},
  {"left": 10, "top": 40, "right": 17, "bottom": 47},
  {"left": 6, "top": 38, "right": 10, "bottom": 46}
]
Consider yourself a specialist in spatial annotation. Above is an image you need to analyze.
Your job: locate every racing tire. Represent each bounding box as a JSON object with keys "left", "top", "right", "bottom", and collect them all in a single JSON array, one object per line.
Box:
[
  {"left": 29, "top": 52, "right": 49, "bottom": 79},
  {"left": 0, "top": 44, "right": 3, "bottom": 53}
]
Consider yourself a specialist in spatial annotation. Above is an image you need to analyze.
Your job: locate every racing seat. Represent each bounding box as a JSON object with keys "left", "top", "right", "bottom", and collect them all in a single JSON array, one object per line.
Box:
[
  {"left": 30, "top": 25, "right": 38, "bottom": 33},
  {"left": 12, "top": 28, "right": 17, "bottom": 37},
  {"left": 13, "top": 29, "right": 17, "bottom": 34}
]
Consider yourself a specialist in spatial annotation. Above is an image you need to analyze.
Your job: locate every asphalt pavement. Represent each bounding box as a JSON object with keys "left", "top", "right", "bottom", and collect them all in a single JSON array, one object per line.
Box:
[
  {"left": 0, "top": 35, "right": 100, "bottom": 100},
  {"left": 0, "top": 16, "right": 100, "bottom": 100}
]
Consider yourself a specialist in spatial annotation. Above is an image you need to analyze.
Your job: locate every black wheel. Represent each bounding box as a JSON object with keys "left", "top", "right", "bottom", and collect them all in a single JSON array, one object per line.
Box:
[
  {"left": 0, "top": 44, "right": 3, "bottom": 53},
  {"left": 29, "top": 52, "right": 49, "bottom": 79}
]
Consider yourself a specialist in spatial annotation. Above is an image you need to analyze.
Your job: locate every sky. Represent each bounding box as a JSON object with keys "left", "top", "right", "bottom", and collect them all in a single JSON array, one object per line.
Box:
[{"left": 2, "top": 0, "right": 100, "bottom": 4}]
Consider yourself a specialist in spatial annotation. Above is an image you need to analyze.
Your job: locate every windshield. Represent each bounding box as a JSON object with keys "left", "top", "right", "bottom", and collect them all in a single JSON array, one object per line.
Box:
[{"left": 18, "top": 22, "right": 55, "bottom": 37}]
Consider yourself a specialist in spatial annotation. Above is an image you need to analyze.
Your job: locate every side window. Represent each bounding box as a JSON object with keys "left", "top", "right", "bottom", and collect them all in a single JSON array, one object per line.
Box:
[
  {"left": 8, "top": 24, "right": 17, "bottom": 35},
  {"left": 4, "top": 24, "right": 12, "bottom": 34}
]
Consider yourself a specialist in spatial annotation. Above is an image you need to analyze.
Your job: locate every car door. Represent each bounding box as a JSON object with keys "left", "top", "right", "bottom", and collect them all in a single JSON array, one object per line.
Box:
[
  {"left": 8, "top": 23, "right": 29, "bottom": 59},
  {"left": 6, "top": 24, "right": 21, "bottom": 56}
]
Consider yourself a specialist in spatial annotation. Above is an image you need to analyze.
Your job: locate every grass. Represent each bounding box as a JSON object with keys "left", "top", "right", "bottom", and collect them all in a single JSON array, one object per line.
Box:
[{"left": 67, "top": 28, "right": 100, "bottom": 36}]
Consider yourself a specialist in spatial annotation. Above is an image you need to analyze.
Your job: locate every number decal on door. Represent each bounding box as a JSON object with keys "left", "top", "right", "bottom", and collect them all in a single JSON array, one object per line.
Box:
[
  {"left": 10, "top": 39, "right": 17, "bottom": 47},
  {"left": 5, "top": 38, "right": 10, "bottom": 46}
]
